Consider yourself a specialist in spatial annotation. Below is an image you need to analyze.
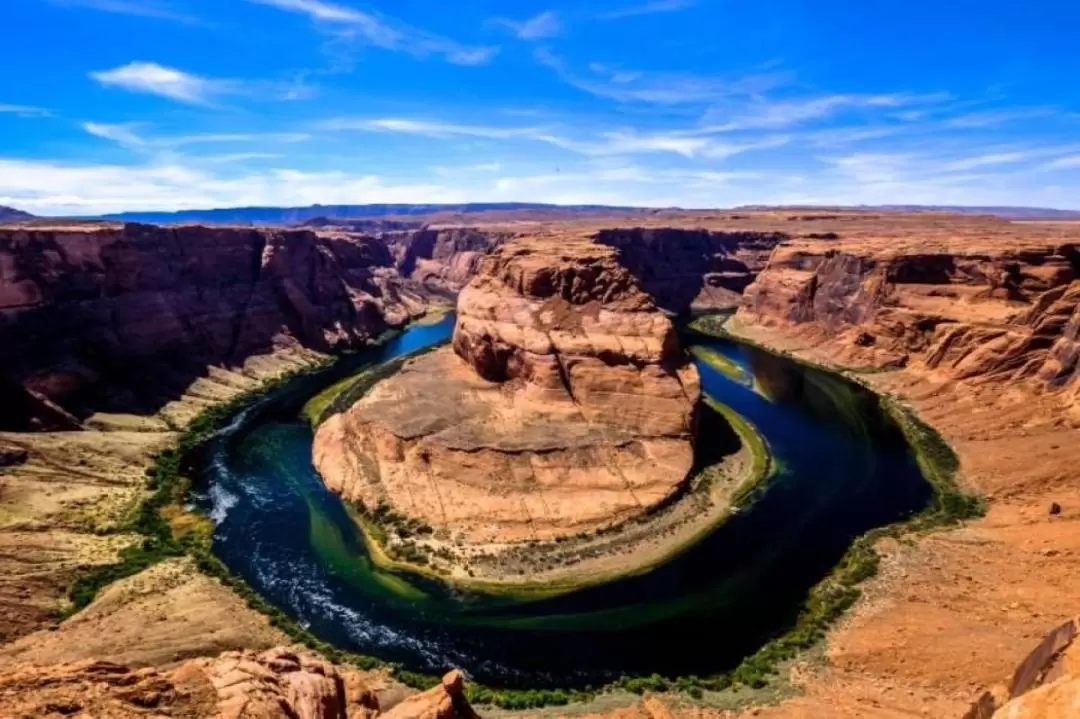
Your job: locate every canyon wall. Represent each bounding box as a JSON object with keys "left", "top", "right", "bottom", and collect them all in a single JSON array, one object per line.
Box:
[
  {"left": 0, "top": 224, "right": 434, "bottom": 429},
  {"left": 315, "top": 235, "right": 700, "bottom": 544},
  {"left": 383, "top": 228, "right": 514, "bottom": 295},
  {"left": 738, "top": 238, "right": 1080, "bottom": 401},
  {"left": 595, "top": 228, "right": 786, "bottom": 312}
]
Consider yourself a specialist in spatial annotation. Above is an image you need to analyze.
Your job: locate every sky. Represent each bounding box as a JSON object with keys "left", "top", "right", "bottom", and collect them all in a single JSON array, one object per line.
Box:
[{"left": 3, "top": 0, "right": 1080, "bottom": 215}]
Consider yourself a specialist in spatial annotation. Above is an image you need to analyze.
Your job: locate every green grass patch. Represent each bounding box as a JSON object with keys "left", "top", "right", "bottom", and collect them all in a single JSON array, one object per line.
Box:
[{"left": 690, "top": 346, "right": 751, "bottom": 386}]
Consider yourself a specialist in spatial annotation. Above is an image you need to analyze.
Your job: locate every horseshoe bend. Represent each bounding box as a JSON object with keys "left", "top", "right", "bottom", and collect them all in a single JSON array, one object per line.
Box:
[
  {"left": 3, "top": 211, "right": 1080, "bottom": 719},
  {"left": 312, "top": 235, "right": 721, "bottom": 585}
]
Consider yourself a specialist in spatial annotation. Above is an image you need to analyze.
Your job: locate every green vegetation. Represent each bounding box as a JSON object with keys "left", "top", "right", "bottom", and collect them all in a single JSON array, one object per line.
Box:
[
  {"left": 690, "top": 345, "right": 751, "bottom": 386},
  {"left": 687, "top": 313, "right": 734, "bottom": 338},
  {"left": 703, "top": 396, "right": 773, "bottom": 508},
  {"left": 302, "top": 373, "right": 363, "bottom": 426}
]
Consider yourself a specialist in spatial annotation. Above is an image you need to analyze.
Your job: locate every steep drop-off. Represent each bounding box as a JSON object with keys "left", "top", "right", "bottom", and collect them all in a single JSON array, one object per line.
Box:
[
  {"left": 382, "top": 228, "right": 514, "bottom": 295},
  {"left": 0, "top": 223, "right": 434, "bottom": 429},
  {"left": 314, "top": 235, "right": 700, "bottom": 549},
  {"left": 595, "top": 227, "right": 785, "bottom": 312}
]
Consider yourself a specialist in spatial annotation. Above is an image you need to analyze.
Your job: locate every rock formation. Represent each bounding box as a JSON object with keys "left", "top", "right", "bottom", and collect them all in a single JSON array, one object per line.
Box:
[
  {"left": 738, "top": 236, "right": 1080, "bottom": 402},
  {"left": 0, "top": 223, "right": 433, "bottom": 429},
  {"left": 383, "top": 228, "right": 514, "bottom": 295},
  {"left": 0, "top": 647, "right": 470, "bottom": 719},
  {"left": 314, "top": 235, "right": 700, "bottom": 545},
  {"left": 595, "top": 227, "right": 785, "bottom": 312}
]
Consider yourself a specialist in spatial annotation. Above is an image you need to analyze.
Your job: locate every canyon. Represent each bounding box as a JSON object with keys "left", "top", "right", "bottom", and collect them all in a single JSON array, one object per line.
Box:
[
  {"left": 313, "top": 235, "right": 704, "bottom": 582},
  {"left": 2, "top": 211, "right": 1080, "bottom": 718}
]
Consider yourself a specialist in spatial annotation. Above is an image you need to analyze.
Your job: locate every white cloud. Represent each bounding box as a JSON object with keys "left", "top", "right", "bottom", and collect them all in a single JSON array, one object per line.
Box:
[
  {"left": 0, "top": 104, "right": 51, "bottom": 118},
  {"left": 4, "top": 152, "right": 1079, "bottom": 217},
  {"left": 82, "top": 122, "right": 312, "bottom": 150},
  {"left": 48, "top": 0, "right": 198, "bottom": 23},
  {"left": 700, "top": 93, "right": 950, "bottom": 132},
  {"left": 535, "top": 48, "right": 789, "bottom": 104},
  {"left": 90, "top": 62, "right": 233, "bottom": 105},
  {"left": 433, "top": 162, "right": 504, "bottom": 176},
  {"left": 324, "top": 117, "right": 542, "bottom": 140},
  {"left": 0, "top": 158, "right": 472, "bottom": 215},
  {"left": 323, "top": 116, "right": 787, "bottom": 159},
  {"left": 945, "top": 108, "right": 1053, "bottom": 128},
  {"left": 599, "top": 0, "right": 696, "bottom": 20},
  {"left": 83, "top": 122, "right": 148, "bottom": 148},
  {"left": 1043, "top": 156, "right": 1080, "bottom": 171},
  {"left": 943, "top": 151, "right": 1038, "bottom": 172},
  {"left": 494, "top": 11, "right": 562, "bottom": 40},
  {"left": 247, "top": 0, "right": 499, "bottom": 65}
]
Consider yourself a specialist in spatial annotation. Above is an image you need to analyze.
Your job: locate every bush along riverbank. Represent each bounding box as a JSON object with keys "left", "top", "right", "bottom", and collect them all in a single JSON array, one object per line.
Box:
[{"left": 63, "top": 311, "right": 984, "bottom": 713}]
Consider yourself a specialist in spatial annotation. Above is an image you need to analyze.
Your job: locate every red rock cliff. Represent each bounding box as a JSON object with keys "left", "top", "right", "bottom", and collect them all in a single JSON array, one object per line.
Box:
[
  {"left": 738, "top": 236, "right": 1080, "bottom": 401},
  {"left": 0, "top": 223, "right": 432, "bottom": 429}
]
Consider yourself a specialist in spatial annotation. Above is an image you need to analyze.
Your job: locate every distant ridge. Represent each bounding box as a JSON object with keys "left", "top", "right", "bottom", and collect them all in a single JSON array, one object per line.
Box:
[
  {"left": 0, "top": 206, "right": 35, "bottom": 222},
  {"left": 93, "top": 203, "right": 650, "bottom": 226},
  {"left": 735, "top": 204, "right": 1080, "bottom": 221}
]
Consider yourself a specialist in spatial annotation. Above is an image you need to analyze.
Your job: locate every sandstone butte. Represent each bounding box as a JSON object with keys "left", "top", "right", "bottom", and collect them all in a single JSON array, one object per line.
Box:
[
  {"left": 313, "top": 235, "right": 701, "bottom": 551},
  {"left": 2, "top": 212, "right": 1080, "bottom": 717}
]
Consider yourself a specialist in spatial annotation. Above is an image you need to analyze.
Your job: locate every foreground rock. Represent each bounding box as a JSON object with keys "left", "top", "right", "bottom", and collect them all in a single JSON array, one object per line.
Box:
[
  {"left": 315, "top": 235, "right": 700, "bottom": 552},
  {"left": 0, "top": 647, "right": 470, "bottom": 719}
]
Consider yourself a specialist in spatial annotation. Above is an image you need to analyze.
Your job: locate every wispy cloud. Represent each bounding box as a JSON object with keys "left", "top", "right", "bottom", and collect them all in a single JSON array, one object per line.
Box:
[
  {"left": 82, "top": 122, "right": 311, "bottom": 149},
  {"left": 943, "top": 151, "right": 1040, "bottom": 172},
  {"left": 323, "top": 117, "right": 543, "bottom": 140},
  {"left": 599, "top": 0, "right": 696, "bottom": 20},
  {"left": 47, "top": 0, "right": 199, "bottom": 24},
  {"left": 433, "top": 162, "right": 504, "bottom": 176},
  {"left": 324, "top": 116, "right": 788, "bottom": 159},
  {"left": 700, "top": 92, "right": 951, "bottom": 132},
  {"left": 945, "top": 107, "right": 1054, "bottom": 128},
  {"left": 90, "top": 62, "right": 235, "bottom": 105},
  {"left": 1043, "top": 156, "right": 1080, "bottom": 171},
  {"left": 0, "top": 104, "right": 51, "bottom": 118},
  {"left": 0, "top": 158, "right": 472, "bottom": 215},
  {"left": 247, "top": 0, "right": 499, "bottom": 65},
  {"left": 536, "top": 48, "right": 789, "bottom": 104},
  {"left": 493, "top": 11, "right": 562, "bottom": 39}
]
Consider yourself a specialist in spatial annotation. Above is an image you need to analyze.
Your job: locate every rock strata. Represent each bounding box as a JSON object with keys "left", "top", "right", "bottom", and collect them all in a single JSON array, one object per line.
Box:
[
  {"left": 596, "top": 227, "right": 785, "bottom": 312},
  {"left": 383, "top": 228, "right": 513, "bottom": 294},
  {"left": 0, "top": 223, "right": 432, "bottom": 429},
  {"left": 739, "top": 237, "right": 1080, "bottom": 398},
  {"left": 314, "top": 235, "right": 700, "bottom": 546}
]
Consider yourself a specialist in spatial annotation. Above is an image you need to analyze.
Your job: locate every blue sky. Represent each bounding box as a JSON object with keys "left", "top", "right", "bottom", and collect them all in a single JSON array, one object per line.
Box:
[{"left": 3, "top": 0, "right": 1080, "bottom": 214}]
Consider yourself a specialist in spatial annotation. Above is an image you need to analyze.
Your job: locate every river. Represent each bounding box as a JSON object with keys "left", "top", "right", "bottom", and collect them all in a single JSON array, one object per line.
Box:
[{"left": 197, "top": 313, "right": 931, "bottom": 688}]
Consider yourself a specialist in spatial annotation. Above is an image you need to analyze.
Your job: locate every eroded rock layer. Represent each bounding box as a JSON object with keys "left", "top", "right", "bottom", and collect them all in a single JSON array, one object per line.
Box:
[
  {"left": 383, "top": 228, "right": 514, "bottom": 295},
  {"left": 737, "top": 236, "right": 1080, "bottom": 403},
  {"left": 0, "top": 224, "right": 432, "bottom": 429},
  {"left": 314, "top": 235, "right": 700, "bottom": 544},
  {"left": 595, "top": 227, "right": 785, "bottom": 312}
]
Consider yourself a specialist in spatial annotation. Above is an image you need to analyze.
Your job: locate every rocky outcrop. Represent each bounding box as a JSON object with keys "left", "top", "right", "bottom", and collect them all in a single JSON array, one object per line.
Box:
[
  {"left": 383, "top": 228, "right": 513, "bottom": 295},
  {"left": 0, "top": 647, "right": 469, "bottom": 719},
  {"left": 314, "top": 235, "right": 699, "bottom": 546},
  {"left": 0, "top": 223, "right": 433, "bottom": 429},
  {"left": 595, "top": 227, "right": 786, "bottom": 312},
  {"left": 738, "top": 238, "right": 1080, "bottom": 398}
]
